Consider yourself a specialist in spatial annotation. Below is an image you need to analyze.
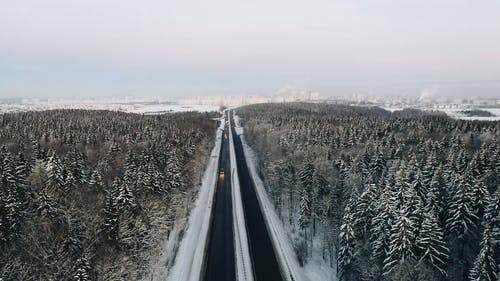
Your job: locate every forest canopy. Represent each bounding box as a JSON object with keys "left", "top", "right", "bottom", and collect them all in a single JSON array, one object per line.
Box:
[
  {"left": 238, "top": 103, "right": 499, "bottom": 281},
  {"left": 0, "top": 109, "right": 217, "bottom": 280}
]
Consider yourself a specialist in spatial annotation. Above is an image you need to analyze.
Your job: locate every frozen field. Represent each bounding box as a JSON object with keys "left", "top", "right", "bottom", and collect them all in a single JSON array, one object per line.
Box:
[{"left": 0, "top": 102, "right": 219, "bottom": 114}]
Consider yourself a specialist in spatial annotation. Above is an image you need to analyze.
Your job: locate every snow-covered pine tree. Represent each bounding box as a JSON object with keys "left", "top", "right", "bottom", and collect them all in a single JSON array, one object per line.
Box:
[
  {"left": 383, "top": 208, "right": 416, "bottom": 275},
  {"left": 370, "top": 182, "right": 393, "bottom": 262},
  {"left": 115, "top": 178, "right": 136, "bottom": 211},
  {"left": 88, "top": 169, "right": 103, "bottom": 189},
  {"left": 471, "top": 176, "right": 489, "bottom": 218},
  {"left": 298, "top": 158, "right": 314, "bottom": 233},
  {"left": 165, "top": 150, "right": 183, "bottom": 190},
  {"left": 483, "top": 187, "right": 499, "bottom": 246},
  {"left": 422, "top": 151, "right": 438, "bottom": 188},
  {"left": 74, "top": 257, "right": 92, "bottom": 281},
  {"left": 446, "top": 174, "right": 478, "bottom": 237},
  {"left": 46, "top": 152, "right": 64, "bottom": 190},
  {"left": 298, "top": 158, "right": 315, "bottom": 192},
  {"left": 0, "top": 188, "right": 21, "bottom": 243},
  {"left": 416, "top": 206, "right": 449, "bottom": 275},
  {"left": 298, "top": 183, "right": 311, "bottom": 232},
  {"left": 338, "top": 204, "right": 356, "bottom": 280},
  {"left": 412, "top": 168, "right": 428, "bottom": 205},
  {"left": 102, "top": 189, "right": 118, "bottom": 242},
  {"left": 427, "top": 165, "right": 447, "bottom": 225},
  {"left": 369, "top": 145, "right": 386, "bottom": 183},
  {"left": 354, "top": 183, "right": 379, "bottom": 235},
  {"left": 468, "top": 226, "right": 498, "bottom": 281}
]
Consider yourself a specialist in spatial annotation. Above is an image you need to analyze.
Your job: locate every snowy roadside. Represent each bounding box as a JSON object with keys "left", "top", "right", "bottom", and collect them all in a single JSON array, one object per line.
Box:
[
  {"left": 156, "top": 115, "right": 225, "bottom": 281},
  {"left": 235, "top": 112, "right": 336, "bottom": 281},
  {"left": 228, "top": 111, "right": 254, "bottom": 281}
]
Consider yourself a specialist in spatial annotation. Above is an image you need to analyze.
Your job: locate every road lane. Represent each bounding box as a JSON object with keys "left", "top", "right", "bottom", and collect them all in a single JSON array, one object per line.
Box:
[
  {"left": 203, "top": 125, "right": 236, "bottom": 281},
  {"left": 230, "top": 113, "right": 284, "bottom": 281}
]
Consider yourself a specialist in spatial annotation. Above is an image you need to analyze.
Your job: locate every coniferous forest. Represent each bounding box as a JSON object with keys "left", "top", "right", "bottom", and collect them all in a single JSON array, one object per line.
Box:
[
  {"left": 0, "top": 110, "right": 216, "bottom": 280},
  {"left": 238, "top": 103, "right": 499, "bottom": 281}
]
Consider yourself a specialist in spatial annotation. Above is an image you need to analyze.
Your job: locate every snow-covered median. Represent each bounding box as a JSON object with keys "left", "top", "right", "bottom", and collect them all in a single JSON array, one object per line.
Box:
[
  {"left": 228, "top": 112, "right": 254, "bottom": 281},
  {"left": 159, "top": 115, "right": 224, "bottom": 281}
]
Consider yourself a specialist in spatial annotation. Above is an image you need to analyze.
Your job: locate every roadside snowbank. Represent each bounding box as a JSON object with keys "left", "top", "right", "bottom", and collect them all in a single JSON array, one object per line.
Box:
[{"left": 159, "top": 115, "right": 224, "bottom": 281}]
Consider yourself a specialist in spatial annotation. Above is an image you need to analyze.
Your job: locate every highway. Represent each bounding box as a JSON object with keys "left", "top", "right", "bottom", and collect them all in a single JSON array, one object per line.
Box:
[
  {"left": 203, "top": 113, "right": 283, "bottom": 281},
  {"left": 203, "top": 123, "right": 236, "bottom": 281},
  {"left": 230, "top": 113, "right": 284, "bottom": 281}
]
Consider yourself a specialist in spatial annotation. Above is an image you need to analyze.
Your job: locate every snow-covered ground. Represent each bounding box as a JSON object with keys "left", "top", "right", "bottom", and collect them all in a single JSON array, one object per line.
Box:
[
  {"left": 439, "top": 108, "right": 500, "bottom": 121},
  {"left": 234, "top": 113, "right": 336, "bottom": 281},
  {"left": 382, "top": 106, "right": 500, "bottom": 121},
  {"left": 157, "top": 115, "right": 224, "bottom": 281},
  {"left": 0, "top": 102, "right": 219, "bottom": 114}
]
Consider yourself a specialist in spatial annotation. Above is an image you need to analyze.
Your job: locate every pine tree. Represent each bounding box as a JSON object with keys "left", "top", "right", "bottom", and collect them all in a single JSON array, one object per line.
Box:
[
  {"left": 483, "top": 188, "right": 499, "bottom": 247},
  {"left": 471, "top": 176, "right": 489, "bottom": 218},
  {"left": 298, "top": 158, "right": 314, "bottom": 235},
  {"left": 88, "top": 169, "right": 103, "bottom": 189},
  {"left": 468, "top": 226, "right": 498, "bottom": 281},
  {"left": 446, "top": 175, "right": 478, "bottom": 237},
  {"left": 115, "top": 178, "right": 136, "bottom": 211},
  {"left": 416, "top": 207, "right": 448, "bottom": 275},
  {"left": 74, "top": 257, "right": 92, "bottom": 281},
  {"left": 413, "top": 168, "right": 428, "bottom": 204},
  {"left": 3, "top": 189, "right": 22, "bottom": 241},
  {"left": 427, "top": 166, "right": 447, "bottom": 224},
  {"left": 370, "top": 184, "right": 393, "bottom": 261},
  {"left": 422, "top": 151, "right": 438, "bottom": 188},
  {"left": 338, "top": 205, "right": 356, "bottom": 279},
  {"left": 102, "top": 190, "right": 118, "bottom": 242},
  {"left": 298, "top": 158, "right": 315, "bottom": 192},
  {"left": 165, "top": 150, "right": 183, "bottom": 190},
  {"left": 298, "top": 184, "right": 311, "bottom": 231},
  {"left": 46, "top": 152, "right": 64, "bottom": 190},
  {"left": 354, "top": 183, "right": 379, "bottom": 235},
  {"left": 383, "top": 209, "right": 416, "bottom": 275},
  {"left": 369, "top": 146, "right": 386, "bottom": 182}
]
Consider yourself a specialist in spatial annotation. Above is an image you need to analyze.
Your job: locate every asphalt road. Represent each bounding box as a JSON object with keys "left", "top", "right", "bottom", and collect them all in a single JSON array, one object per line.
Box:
[
  {"left": 203, "top": 124, "right": 236, "bottom": 281},
  {"left": 230, "top": 114, "right": 284, "bottom": 281}
]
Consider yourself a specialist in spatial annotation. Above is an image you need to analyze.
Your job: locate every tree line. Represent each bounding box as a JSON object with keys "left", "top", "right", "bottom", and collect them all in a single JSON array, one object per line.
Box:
[{"left": 237, "top": 103, "right": 499, "bottom": 281}]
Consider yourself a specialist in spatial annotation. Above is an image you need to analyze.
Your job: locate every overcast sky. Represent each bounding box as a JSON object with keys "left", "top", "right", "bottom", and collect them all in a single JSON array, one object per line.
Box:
[{"left": 1, "top": 0, "right": 500, "bottom": 98}]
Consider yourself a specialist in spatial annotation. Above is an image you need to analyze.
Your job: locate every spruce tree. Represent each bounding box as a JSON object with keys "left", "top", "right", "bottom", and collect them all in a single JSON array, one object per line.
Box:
[
  {"left": 102, "top": 190, "right": 118, "bottom": 242},
  {"left": 339, "top": 205, "right": 356, "bottom": 279},
  {"left": 416, "top": 207, "right": 448, "bottom": 275},
  {"left": 74, "top": 257, "right": 92, "bottom": 281},
  {"left": 446, "top": 174, "right": 478, "bottom": 237},
  {"left": 468, "top": 226, "right": 497, "bottom": 281},
  {"left": 383, "top": 209, "right": 416, "bottom": 275}
]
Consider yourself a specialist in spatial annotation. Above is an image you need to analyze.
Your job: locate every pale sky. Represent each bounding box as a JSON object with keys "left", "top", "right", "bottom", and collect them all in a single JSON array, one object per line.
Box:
[{"left": 1, "top": 0, "right": 500, "bottom": 98}]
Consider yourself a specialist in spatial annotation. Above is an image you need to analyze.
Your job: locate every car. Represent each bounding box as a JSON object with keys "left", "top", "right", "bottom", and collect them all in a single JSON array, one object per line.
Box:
[{"left": 219, "top": 169, "right": 225, "bottom": 177}]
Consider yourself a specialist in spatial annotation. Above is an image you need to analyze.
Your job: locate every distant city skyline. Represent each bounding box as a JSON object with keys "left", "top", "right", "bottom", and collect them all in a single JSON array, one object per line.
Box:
[{"left": 2, "top": 0, "right": 500, "bottom": 98}]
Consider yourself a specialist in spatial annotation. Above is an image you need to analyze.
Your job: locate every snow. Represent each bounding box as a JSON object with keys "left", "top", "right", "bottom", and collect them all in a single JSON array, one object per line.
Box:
[
  {"left": 440, "top": 108, "right": 500, "bottom": 121},
  {"left": 159, "top": 115, "right": 224, "bottom": 281},
  {"left": 233, "top": 114, "right": 244, "bottom": 135},
  {"left": 381, "top": 106, "right": 500, "bottom": 121},
  {"left": 228, "top": 111, "right": 254, "bottom": 281},
  {"left": 0, "top": 102, "right": 219, "bottom": 114},
  {"left": 234, "top": 111, "right": 335, "bottom": 281}
]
